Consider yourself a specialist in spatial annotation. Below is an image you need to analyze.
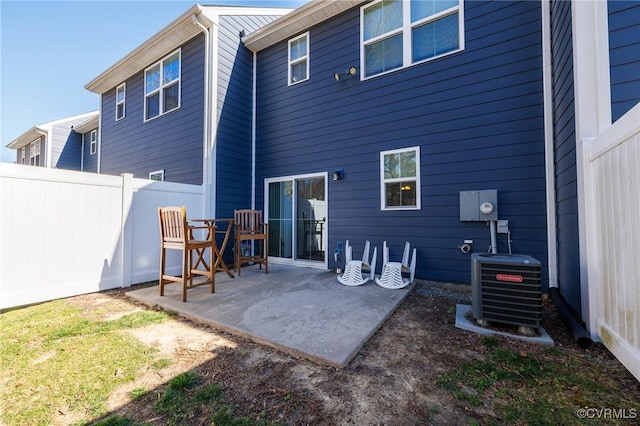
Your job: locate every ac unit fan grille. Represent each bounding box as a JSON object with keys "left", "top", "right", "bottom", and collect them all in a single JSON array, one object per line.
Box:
[{"left": 472, "top": 255, "right": 542, "bottom": 327}]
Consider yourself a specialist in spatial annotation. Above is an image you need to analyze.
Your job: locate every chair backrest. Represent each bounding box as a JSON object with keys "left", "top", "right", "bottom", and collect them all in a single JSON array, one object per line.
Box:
[
  {"left": 234, "top": 209, "right": 264, "bottom": 234},
  {"left": 159, "top": 206, "right": 187, "bottom": 243}
]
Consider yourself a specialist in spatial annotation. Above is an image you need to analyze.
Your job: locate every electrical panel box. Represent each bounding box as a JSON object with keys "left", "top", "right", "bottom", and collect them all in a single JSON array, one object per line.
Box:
[{"left": 459, "top": 189, "right": 498, "bottom": 221}]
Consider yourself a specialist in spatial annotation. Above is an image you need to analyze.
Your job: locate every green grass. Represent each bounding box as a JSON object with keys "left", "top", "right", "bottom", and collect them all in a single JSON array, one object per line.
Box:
[
  {"left": 0, "top": 299, "right": 170, "bottom": 426},
  {"left": 436, "top": 337, "right": 640, "bottom": 425}
]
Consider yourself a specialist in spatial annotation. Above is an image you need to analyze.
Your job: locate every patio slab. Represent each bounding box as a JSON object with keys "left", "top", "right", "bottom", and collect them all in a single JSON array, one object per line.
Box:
[{"left": 126, "top": 264, "right": 413, "bottom": 368}]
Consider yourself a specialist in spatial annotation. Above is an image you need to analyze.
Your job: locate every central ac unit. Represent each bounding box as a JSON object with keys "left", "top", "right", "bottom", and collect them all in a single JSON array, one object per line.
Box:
[{"left": 471, "top": 253, "right": 542, "bottom": 328}]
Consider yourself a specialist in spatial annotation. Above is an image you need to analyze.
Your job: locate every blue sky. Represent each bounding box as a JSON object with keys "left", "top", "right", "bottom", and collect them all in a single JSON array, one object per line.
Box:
[{"left": 0, "top": 0, "right": 308, "bottom": 163}]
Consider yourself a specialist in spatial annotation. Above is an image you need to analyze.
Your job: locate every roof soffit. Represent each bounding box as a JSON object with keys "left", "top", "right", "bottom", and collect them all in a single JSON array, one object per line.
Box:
[
  {"left": 85, "top": 4, "right": 208, "bottom": 94},
  {"left": 85, "top": 5, "right": 294, "bottom": 95},
  {"left": 242, "top": 0, "right": 366, "bottom": 52}
]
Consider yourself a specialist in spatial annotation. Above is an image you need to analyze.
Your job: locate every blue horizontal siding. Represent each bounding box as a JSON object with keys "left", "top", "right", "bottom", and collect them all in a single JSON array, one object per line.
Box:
[
  {"left": 99, "top": 34, "right": 205, "bottom": 184},
  {"left": 255, "top": 0, "right": 548, "bottom": 285},
  {"left": 609, "top": 1, "right": 640, "bottom": 122},
  {"left": 215, "top": 15, "right": 266, "bottom": 218},
  {"left": 550, "top": 0, "right": 580, "bottom": 315},
  {"left": 82, "top": 129, "right": 98, "bottom": 173}
]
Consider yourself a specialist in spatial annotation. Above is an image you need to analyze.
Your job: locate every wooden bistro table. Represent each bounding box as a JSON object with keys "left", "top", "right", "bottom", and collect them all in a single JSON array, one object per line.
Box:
[{"left": 192, "top": 218, "right": 235, "bottom": 278}]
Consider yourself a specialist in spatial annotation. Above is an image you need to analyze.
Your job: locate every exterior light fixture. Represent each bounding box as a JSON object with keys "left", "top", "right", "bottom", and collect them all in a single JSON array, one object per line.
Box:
[
  {"left": 334, "top": 66, "right": 358, "bottom": 81},
  {"left": 332, "top": 168, "right": 344, "bottom": 181}
]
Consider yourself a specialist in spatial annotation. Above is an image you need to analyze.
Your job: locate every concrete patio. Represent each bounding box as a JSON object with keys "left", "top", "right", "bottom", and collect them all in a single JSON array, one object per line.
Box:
[{"left": 126, "top": 264, "right": 414, "bottom": 368}]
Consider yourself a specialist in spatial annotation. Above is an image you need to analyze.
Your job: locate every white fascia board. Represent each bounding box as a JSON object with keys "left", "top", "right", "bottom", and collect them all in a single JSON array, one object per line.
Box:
[
  {"left": 6, "top": 126, "right": 47, "bottom": 149},
  {"left": 73, "top": 114, "right": 100, "bottom": 134},
  {"left": 242, "top": 0, "right": 365, "bottom": 52},
  {"left": 85, "top": 4, "right": 208, "bottom": 94},
  {"left": 85, "top": 5, "right": 293, "bottom": 95},
  {"left": 200, "top": 6, "right": 293, "bottom": 18},
  {"left": 6, "top": 110, "right": 98, "bottom": 149}
]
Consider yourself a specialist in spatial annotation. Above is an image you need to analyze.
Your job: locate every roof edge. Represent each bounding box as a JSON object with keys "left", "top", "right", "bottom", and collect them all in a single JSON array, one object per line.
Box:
[{"left": 242, "top": 0, "right": 365, "bottom": 52}]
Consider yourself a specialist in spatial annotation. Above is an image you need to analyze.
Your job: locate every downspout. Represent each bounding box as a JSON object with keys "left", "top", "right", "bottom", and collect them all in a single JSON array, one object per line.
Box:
[
  {"left": 97, "top": 99, "right": 102, "bottom": 173},
  {"left": 192, "top": 11, "right": 212, "bottom": 218},
  {"left": 251, "top": 50, "right": 257, "bottom": 210},
  {"left": 80, "top": 132, "right": 85, "bottom": 172},
  {"left": 541, "top": 0, "right": 592, "bottom": 349}
]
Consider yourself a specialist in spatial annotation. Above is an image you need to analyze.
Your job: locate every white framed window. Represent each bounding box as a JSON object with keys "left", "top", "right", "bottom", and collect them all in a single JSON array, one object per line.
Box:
[
  {"left": 144, "top": 50, "right": 181, "bottom": 121},
  {"left": 20, "top": 147, "right": 25, "bottom": 164},
  {"left": 149, "top": 169, "right": 164, "bottom": 181},
  {"left": 29, "top": 139, "right": 41, "bottom": 166},
  {"left": 90, "top": 130, "right": 97, "bottom": 155},
  {"left": 288, "top": 32, "right": 309, "bottom": 85},
  {"left": 116, "top": 83, "right": 126, "bottom": 120},
  {"left": 380, "top": 146, "right": 421, "bottom": 210},
  {"left": 361, "top": 0, "right": 464, "bottom": 79}
]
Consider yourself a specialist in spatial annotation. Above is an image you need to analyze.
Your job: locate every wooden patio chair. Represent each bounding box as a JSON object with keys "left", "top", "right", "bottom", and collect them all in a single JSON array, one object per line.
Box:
[
  {"left": 158, "top": 206, "right": 216, "bottom": 302},
  {"left": 234, "top": 209, "right": 268, "bottom": 276}
]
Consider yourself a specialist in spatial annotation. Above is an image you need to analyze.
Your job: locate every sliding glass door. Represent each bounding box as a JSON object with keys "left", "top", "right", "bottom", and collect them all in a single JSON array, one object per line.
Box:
[{"left": 266, "top": 174, "right": 326, "bottom": 265}]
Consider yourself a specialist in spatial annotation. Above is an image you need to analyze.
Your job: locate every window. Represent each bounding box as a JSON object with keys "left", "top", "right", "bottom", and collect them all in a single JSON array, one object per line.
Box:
[
  {"left": 30, "top": 139, "right": 41, "bottom": 166},
  {"left": 144, "top": 50, "right": 180, "bottom": 121},
  {"left": 288, "top": 33, "right": 309, "bottom": 85},
  {"left": 380, "top": 146, "right": 421, "bottom": 210},
  {"left": 20, "top": 147, "right": 25, "bottom": 164},
  {"left": 116, "top": 83, "right": 126, "bottom": 120},
  {"left": 361, "top": 0, "right": 463, "bottom": 79},
  {"left": 90, "top": 130, "right": 97, "bottom": 155},
  {"left": 149, "top": 170, "right": 164, "bottom": 181}
]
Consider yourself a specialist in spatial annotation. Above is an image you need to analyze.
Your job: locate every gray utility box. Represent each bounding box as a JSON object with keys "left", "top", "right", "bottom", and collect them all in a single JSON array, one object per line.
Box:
[
  {"left": 471, "top": 253, "right": 542, "bottom": 327},
  {"left": 460, "top": 189, "right": 498, "bottom": 221}
]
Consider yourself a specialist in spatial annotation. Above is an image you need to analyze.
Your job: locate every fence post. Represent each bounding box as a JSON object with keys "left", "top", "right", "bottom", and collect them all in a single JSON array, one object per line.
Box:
[{"left": 121, "top": 173, "right": 134, "bottom": 287}]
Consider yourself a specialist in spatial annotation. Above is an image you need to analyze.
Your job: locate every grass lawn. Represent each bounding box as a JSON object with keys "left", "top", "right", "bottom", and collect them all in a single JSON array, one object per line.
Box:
[{"left": 1, "top": 285, "right": 639, "bottom": 425}]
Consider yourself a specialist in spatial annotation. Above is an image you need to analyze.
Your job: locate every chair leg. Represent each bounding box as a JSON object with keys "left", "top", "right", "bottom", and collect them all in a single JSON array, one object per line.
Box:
[
  {"left": 182, "top": 247, "right": 189, "bottom": 302},
  {"left": 264, "top": 239, "right": 268, "bottom": 273},
  {"left": 159, "top": 247, "right": 166, "bottom": 296},
  {"left": 214, "top": 247, "right": 216, "bottom": 293},
  {"left": 235, "top": 240, "right": 241, "bottom": 276}
]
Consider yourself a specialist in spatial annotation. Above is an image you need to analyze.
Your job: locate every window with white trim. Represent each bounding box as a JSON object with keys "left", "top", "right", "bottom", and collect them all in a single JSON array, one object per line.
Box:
[
  {"left": 144, "top": 50, "right": 180, "bottom": 121},
  {"left": 30, "top": 139, "right": 41, "bottom": 166},
  {"left": 149, "top": 169, "right": 164, "bottom": 181},
  {"left": 90, "top": 130, "right": 97, "bottom": 155},
  {"left": 20, "top": 147, "right": 25, "bottom": 164},
  {"left": 361, "top": 0, "right": 463, "bottom": 79},
  {"left": 288, "top": 33, "right": 309, "bottom": 85},
  {"left": 380, "top": 146, "right": 421, "bottom": 210},
  {"left": 116, "top": 83, "right": 126, "bottom": 120}
]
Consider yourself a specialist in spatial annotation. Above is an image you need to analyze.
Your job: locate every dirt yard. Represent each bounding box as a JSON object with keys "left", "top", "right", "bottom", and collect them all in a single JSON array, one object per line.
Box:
[{"left": 68, "top": 281, "right": 639, "bottom": 425}]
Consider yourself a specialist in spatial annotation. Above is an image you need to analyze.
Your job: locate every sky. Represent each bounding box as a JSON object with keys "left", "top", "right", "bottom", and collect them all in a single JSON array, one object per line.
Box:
[{"left": 0, "top": 0, "right": 308, "bottom": 163}]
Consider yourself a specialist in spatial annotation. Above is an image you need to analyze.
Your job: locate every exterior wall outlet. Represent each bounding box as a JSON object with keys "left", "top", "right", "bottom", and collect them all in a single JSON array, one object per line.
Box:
[{"left": 464, "top": 239, "right": 474, "bottom": 244}]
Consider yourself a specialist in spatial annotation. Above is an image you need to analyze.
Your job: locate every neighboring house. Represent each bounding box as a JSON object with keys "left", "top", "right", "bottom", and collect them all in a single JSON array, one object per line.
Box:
[
  {"left": 73, "top": 113, "right": 100, "bottom": 173},
  {"left": 6, "top": 111, "right": 99, "bottom": 170},
  {"left": 84, "top": 5, "right": 292, "bottom": 206},
  {"left": 85, "top": 0, "right": 639, "bottom": 376}
]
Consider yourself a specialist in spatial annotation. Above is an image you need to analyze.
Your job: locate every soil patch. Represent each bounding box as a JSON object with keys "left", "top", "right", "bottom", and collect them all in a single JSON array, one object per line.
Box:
[{"left": 65, "top": 281, "right": 639, "bottom": 425}]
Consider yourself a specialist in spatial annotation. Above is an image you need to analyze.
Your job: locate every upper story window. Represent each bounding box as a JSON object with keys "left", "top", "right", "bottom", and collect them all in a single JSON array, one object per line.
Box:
[
  {"left": 116, "top": 83, "right": 126, "bottom": 120},
  {"left": 361, "top": 0, "right": 463, "bottom": 79},
  {"left": 380, "top": 146, "right": 421, "bottom": 210},
  {"left": 20, "top": 147, "right": 25, "bottom": 164},
  {"left": 90, "top": 130, "right": 97, "bottom": 155},
  {"left": 288, "top": 33, "right": 309, "bottom": 85},
  {"left": 144, "top": 50, "right": 181, "bottom": 121},
  {"left": 30, "top": 139, "right": 41, "bottom": 166}
]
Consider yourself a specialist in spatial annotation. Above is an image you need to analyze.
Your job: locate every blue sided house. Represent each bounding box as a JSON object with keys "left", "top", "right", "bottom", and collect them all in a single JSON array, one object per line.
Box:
[
  {"left": 6, "top": 111, "right": 99, "bottom": 170},
  {"left": 85, "top": 0, "right": 640, "bottom": 372}
]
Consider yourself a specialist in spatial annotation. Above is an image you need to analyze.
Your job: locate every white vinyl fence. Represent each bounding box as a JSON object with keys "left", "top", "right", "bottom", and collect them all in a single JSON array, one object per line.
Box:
[
  {"left": 0, "top": 164, "right": 205, "bottom": 310},
  {"left": 584, "top": 103, "right": 640, "bottom": 381}
]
